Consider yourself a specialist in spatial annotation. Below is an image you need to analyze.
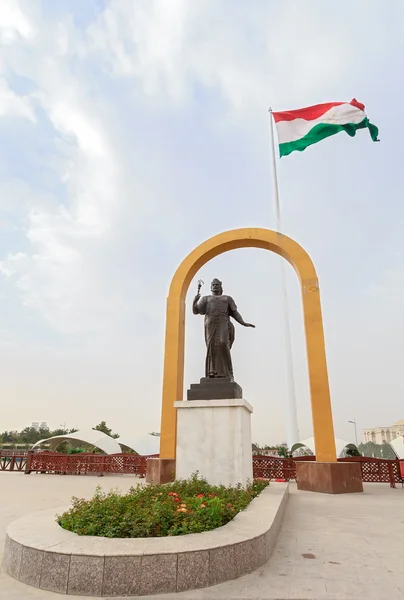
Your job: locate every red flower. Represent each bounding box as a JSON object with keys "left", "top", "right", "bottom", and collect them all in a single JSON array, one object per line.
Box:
[
  {"left": 196, "top": 494, "right": 204, "bottom": 498},
  {"left": 174, "top": 497, "right": 181, "bottom": 502},
  {"left": 168, "top": 492, "right": 178, "bottom": 497}
]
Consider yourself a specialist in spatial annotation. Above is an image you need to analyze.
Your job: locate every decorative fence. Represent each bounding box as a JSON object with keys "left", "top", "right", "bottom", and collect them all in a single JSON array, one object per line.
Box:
[
  {"left": 339, "top": 456, "right": 402, "bottom": 487},
  {"left": 0, "top": 450, "right": 28, "bottom": 472},
  {"left": 0, "top": 449, "right": 30, "bottom": 457},
  {"left": 24, "top": 452, "right": 159, "bottom": 477},
  {"left": 252, "top": 456, "right": 297, "bottom": 481},
  {"left": 252, "top": 455, "right": 403, "bottom": 488},
  {"left": 2, "top": 449, "right": 403, "bottom": 487}
]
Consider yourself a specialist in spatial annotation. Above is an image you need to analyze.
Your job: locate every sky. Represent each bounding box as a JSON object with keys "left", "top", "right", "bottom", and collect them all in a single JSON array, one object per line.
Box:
[{"left": 0, "top": 0, "right": 403, "bottom": 446}]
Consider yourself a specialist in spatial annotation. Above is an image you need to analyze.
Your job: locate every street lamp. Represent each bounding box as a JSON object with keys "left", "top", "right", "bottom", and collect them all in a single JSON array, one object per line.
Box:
[{"left": 348, "top": 419, "right": 358, "bottom": 446}]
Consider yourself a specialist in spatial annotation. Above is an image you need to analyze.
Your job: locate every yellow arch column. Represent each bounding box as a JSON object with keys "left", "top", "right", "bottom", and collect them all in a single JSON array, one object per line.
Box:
[{"left": 159, "top": 228, "right": 337, "bottom": 463}]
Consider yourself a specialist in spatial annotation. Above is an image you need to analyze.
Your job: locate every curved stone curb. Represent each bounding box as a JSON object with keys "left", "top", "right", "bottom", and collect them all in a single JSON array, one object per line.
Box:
[{"left": 3, "top": 483, "right": 289, "bottom": 596}]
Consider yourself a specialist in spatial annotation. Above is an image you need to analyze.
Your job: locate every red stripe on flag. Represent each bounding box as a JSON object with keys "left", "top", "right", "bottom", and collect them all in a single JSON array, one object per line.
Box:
[
  {"left": 272, "top": 101, "right": 345, "bottom": 123},
  {"left": 350, "top": 98, "right": 365, "bottom": 111},
  {"left": 272, "top": 99, "right": 366, "bottom": 123}
]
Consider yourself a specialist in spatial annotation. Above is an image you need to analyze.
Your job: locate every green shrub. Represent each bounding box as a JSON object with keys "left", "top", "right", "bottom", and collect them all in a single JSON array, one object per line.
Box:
[
  {"left": 67, "top": 447, "right": 86, "bottom": 454},
  {"left": 57, "top": 474, "right": 269, "bottom": 538}
]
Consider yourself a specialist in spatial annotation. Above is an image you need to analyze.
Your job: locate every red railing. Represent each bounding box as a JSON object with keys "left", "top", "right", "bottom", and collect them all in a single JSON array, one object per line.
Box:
[
  {"left": 2, "top": 450, "right": 403, "bottom": 488},
  {"left": 0, "top": 452, "right": 28, "bottom": 471},
  {"left": 253, "top": 456, "right": 297, "bottom": 480},
  {"left": 252, "top": 455, "right": 403, "bottom": 488},
  {"left": 25, "top": 452, "right": 158, "bottom": 477},
  {"left": 0, "top": 450, "right": 30, "bottom": 457},
  {"left": 338, "top": 456, "right": 402, "bottom": 488}
]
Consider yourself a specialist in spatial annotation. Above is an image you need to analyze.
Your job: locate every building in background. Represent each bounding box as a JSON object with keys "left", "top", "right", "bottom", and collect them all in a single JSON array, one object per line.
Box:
[
  {"left": 363, "top": 420, "right": 404, "bottom": 444},
  {"left": 31, "top": 422, "right": 49, "bottom": 431}
]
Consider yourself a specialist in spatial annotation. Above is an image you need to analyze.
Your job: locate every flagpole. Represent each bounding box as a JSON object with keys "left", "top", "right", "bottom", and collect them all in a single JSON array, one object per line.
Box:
[
  {"left": 269, "top": 108, "right": 299, "bottom": 450},
  {"left": 269, "top": 108, "right": 281, "bottom": 227}
]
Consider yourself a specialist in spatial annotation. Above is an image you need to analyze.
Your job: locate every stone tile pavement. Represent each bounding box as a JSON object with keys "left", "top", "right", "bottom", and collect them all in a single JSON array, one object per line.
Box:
[{"left": 1, "top": 471, "right": 403, "bottom": 599}]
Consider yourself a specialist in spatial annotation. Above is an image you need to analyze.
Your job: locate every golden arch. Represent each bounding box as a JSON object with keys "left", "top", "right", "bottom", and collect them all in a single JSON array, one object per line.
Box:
[{"left": 159, "top": 228, "right": 337, "bottom": 463}]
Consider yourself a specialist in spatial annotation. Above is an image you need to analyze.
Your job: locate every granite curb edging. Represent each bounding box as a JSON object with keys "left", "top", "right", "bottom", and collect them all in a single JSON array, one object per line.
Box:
[{"left": 3, "top": 483, "right": 289, "bottom": 596}]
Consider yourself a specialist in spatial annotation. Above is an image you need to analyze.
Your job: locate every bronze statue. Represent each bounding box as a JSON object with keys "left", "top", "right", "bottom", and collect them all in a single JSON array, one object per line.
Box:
[{"left": 192, "top": 278, "right": 255, "bottom": 379}]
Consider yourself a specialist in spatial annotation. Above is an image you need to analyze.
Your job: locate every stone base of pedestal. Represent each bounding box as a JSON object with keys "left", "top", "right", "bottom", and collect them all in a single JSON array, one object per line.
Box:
[
  {"left": 187, "top": 377, "right": 243, "bottom": 400},
  {"left": 174, "top": 398, "right": 253, "bottom": 488},
  {"left": 146, "top": 458, "right": 176, "bottom": 484},
  {"left": 296, "top": 461, "right": 363, "bottom": 494}
]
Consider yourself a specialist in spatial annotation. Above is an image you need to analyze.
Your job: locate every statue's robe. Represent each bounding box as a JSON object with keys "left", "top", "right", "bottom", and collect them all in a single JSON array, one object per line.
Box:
[{"left": 196, "top": 295, "right": 237, "bottom": 378}]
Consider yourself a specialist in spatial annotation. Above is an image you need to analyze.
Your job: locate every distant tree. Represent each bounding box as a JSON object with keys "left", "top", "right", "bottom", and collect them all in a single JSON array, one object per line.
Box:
[
  {"left": 55, "top": 441, "right": 92, "bottom": 454},
  {"left": 380, "top": 443, "right": 396, "bottom": 459},
  {"left": 38, "top": 427, "right": 52, "bottom": 439},
  {"left": 252, "top": 443, "right": 295, "bottom": 456},
  {"left": 19, "top": 427, "right": 43, "bottom": 444},
  {"left": 54, "top": 441, "right": 69, "bottom": 454},
  {"left": 276, "top": 445, "right": 292, "bottom": 459},
  {"left": 50, "top": 428, "right": 69, "bottom": 437},
  {"left": 252, "top": 443, "right": 261, "bottom": 455},
  {"left": 1, "top": 431, "right": 19, "bottom": 443},
  {"left": 345, "top": 446, "right": 361, "bottom": 457},
  {"left": 93, "top": 421, "right": 120, "bottom": 439},
  {"left": 358, "top": 441, "right": 396, "bottom": 459},
  {"left": 293, "top": 446, "right": 314, "bottom": 457},
  {"left": 358, "top": 441, "right": 377, "bottom": 457},
  {"left": 0, "top": 425, "right": 80, "bottom": 449}
]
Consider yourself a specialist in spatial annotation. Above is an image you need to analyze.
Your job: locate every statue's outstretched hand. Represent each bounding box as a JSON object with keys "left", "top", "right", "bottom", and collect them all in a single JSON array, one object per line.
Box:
[
  {"left": 194, "top": 293, "right": 201, "bottom": 301},
  {"left": 244, "top": 323, "right": 255, "bottom": 328}
]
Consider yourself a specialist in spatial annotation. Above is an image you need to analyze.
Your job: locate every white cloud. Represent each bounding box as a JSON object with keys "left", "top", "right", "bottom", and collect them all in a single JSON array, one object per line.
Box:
[
  {"left": 0, "top": 0, "right": 403, "bottom": 443},
  {"left": 83, "top": 0, "right": 367, "bottom": 117},
  {"left": 49, "top": 104, "right": 106, "bottom": 157},
  {"left": 0, "top": 0, "right": 35, "bottom": 45},
  {"left": 0, "top": 77, "right": 35, "bottom": 120}
]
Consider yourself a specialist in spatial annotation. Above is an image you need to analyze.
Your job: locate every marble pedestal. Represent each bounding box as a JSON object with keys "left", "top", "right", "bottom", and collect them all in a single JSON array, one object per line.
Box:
[
  {"left": 295, "top": 461, "right": 364, "bottom": 494},
  {"left": 174, "top": 398, "right": 253, "bottom": 487},
  {"left": 187, "top": 377, "right": 242, "bottom": 400}
]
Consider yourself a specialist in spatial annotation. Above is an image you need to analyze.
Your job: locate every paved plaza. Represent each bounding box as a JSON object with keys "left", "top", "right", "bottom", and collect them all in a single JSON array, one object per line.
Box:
[{"left": 0, "top": 472, "right": 403, "bottom": 600}]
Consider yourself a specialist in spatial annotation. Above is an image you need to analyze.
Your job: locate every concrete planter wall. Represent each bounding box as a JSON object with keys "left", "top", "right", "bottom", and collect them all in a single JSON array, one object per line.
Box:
[{"left": 3, "top": 483, "right": 288, "bottom": 597}]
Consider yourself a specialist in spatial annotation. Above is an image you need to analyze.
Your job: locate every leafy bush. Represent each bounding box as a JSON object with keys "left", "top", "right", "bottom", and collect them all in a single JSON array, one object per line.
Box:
[
  {"left": 57, "top": 474, "right": 269, "bottom": 538},
  {"left": 345, "top": 446, "right": 361, "bottom": 457},
  {"left": 67, "top": 447, "right": 86, "bottom": 454}
]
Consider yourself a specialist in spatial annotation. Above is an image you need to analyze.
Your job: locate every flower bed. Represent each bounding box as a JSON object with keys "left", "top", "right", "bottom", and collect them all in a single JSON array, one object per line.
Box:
[{"left": 57, "top": 474, "right": 269, "bottom": 538}]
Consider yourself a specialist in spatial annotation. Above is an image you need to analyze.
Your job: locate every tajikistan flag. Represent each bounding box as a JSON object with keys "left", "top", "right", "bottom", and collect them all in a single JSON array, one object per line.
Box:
[{"left": 273, "top": 99, "right": 379, "bottom": 157}]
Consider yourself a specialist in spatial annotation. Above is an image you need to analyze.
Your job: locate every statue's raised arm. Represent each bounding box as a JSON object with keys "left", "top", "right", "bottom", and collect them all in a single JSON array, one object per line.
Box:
[
  {"left": 192, "top": 293, "right": 201, "bottom": 314},
  {"left": 193, "top": 293, "right": 207, "bottom": 315}
]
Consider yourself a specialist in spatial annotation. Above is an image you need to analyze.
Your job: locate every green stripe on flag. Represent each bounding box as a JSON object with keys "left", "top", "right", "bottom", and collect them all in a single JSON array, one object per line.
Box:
[{"left": 279, "top": 118, "right": 379, "bottom": 157}]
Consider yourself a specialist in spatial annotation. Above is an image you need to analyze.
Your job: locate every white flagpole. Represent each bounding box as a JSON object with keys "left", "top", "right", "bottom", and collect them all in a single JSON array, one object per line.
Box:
[
  {"left": 269, "top": 109, "right": 281, "bottom": 226},
  {"left": 269, "top": 108, "right": 299, "bottom": 450}
]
